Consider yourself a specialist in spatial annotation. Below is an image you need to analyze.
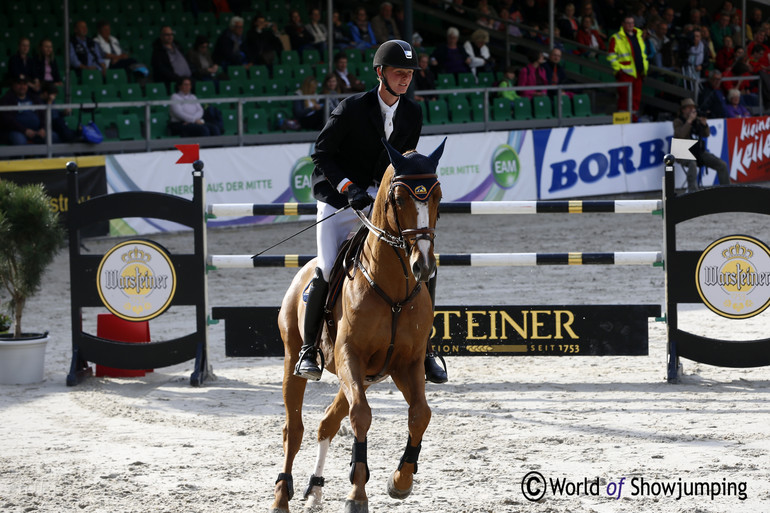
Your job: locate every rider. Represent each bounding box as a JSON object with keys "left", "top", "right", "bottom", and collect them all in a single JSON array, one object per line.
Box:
[{"left": 295, "top": 39, "right": 448, "bottom": 384}]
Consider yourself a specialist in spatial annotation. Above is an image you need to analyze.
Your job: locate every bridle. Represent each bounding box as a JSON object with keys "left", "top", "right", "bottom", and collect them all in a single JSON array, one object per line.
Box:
[{"left": 354, "top": 171, "right": 440, "bottom": 258}]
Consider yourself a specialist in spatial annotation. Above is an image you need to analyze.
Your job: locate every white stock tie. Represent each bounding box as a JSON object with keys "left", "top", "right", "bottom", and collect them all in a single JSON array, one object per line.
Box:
[{"left": 384, "top": 110, "right": 394, "bottom": 141}]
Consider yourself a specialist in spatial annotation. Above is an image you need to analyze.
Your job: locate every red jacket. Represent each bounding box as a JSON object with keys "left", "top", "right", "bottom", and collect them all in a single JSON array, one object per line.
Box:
[{"left": 576, "top": 28, "right": 606, "bottom": 54}]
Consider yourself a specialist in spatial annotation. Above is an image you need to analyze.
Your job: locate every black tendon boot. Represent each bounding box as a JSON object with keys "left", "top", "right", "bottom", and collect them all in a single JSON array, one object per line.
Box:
[
  {"left": 424, "top": 275, "right": 448, "bottom": 383},
  {"left": 294, "top": 267, "right": 329, "bottom": 381}
]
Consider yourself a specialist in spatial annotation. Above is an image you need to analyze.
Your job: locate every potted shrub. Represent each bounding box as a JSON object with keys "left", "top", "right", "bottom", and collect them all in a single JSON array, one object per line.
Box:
[{"left": 0, "top": 180, "right": 65, "bottom": 385}]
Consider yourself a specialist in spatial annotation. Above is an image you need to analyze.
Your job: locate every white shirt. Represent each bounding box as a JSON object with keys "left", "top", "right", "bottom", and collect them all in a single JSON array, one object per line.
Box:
[{"left": 377, "top": 92, "right": 399, "bottom": 141}]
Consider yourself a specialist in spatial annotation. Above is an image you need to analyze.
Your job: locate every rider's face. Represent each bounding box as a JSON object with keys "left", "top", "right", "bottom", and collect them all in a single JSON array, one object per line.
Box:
[{"left": 381, "top": 67, "right": 414, "bottom": 95}]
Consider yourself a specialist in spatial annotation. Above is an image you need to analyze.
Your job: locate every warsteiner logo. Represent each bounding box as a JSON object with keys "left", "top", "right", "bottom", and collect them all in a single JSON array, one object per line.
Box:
[
  {"left": 696, "top": 235, "right": 770, "bottom": 319},
  {"left": 97, "top": 240, "right": 177, "bottom": 322},
  {"left": 290, "top": 156, "right": 315, "bottom": 203},
  {"left": 491, "top": 144, "right": 520, "bottom": 189}
]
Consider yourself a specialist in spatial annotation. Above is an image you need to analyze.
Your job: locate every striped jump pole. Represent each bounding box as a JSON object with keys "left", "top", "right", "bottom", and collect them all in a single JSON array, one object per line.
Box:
[
  {"left": 207, "top": 251, "right": 662, "bottom": 269},
  {"left": 206, "top": 200, "right": 663, "bottom": 218}
]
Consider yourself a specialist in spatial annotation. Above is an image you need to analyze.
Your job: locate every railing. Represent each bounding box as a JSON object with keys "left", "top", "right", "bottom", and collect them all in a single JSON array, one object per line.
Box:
[{"left": 0, "top": 80, "right": 630, "bottom": 158}]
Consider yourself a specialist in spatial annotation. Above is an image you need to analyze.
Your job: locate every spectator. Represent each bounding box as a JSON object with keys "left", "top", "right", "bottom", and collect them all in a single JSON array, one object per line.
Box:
[
  {"left": 413, "top": 53, "right": 437, "bottom": 101},
  {"left": 463, "top": 29, "right": 494, "bottom": 77},
  {"left": 430, "top": 27, "right": 471, "bottom": 74},
  {"left": 475, "top": 0, "right": 498, "bottom": 30},
  {"left": 745, "top": 29, "right": 769, "bottom": 57},
  {"left": 542, "top": 47, "right": 571, "bottom": 97},
  {"left": 557, "top": 3, "right": 580, "bottom": 41},
  {"left": 682, "top": 28, "right": 706, "bottom": 82},
  {"left": 715, "top": 34, "right": 735, "bottom": 71},
  {"left": 700, "top": 26, "right": 717, "bottom": 64},
  {"left": 213, "top": 16, "right": 248, "bottom": 70},
  {"left": 746, "top": 43, "right": 769, "bottom": 74},
  {"left": 293, "top": 76, "right": 324, "bottom": 130},
  {"left": 244, "top": 14, "right": 283, "bottom": 69},
  {"left": 673, "top": 97, "right": 729, "bottom": 192},
  {"left": 8, "top": 38, "right": 38, "bottom": 91},
  {"left": 746, "top": 7, "right": 763, "bottom": 41},
  {"left": 187, "top": 35, "right": 221, "bottom": 83},
  {"left": 305, "top": 7, "right": 328, "bottom": 56},
  {"left": 520, "top": 0, "right": 541, "bottom": 25},
  {"left": 93, "top": 20, "right": 143, "bottom": 76},
  {"left": 631, "top": 2, "right": 648, "bottom": 32},
  {"left": 168, "top": 77, "right": 221, "bottom": 137},
  {"left": 371, "top": 2, "right": 401, "bottom": 44},
  {"left": 332, "top": 52, "right": 365, "bottom": 93},
  {"left": 579, "top": 2, "right": 605, "bottom": 38},
  {"left": 32, "top": 39, "right": 63, "bottom": 88},
  {"left": 518, "top": 48, "right": 547, "bottom": 98},
  {"left": 69, "top": 20, "right": 106, "bottom": 78},
  {"left": 320, "top": 73, "right": 341, "bottom": 110},
  {"left": 497, "top": 65, "right": 520, "bottom": 107},
  {"left": 285, "top": 10, "right": 314, "bottom": 52},
  {"left": 151, "top": 26, "right": 192, "bottom": 90},
  {"left": 576, "top": 15, "right": 606, "bottom": 59},
  {"left": 698, "top": 70, "right": 728, "bottom": 118},
  {"left": 721, "top": 49, "right": 753, "bottom": 94},
  {"left": 348, "top": 7, "right": 377, "bottom": 50},
  {"left": 332, "top": 11, "right": 354, "bottom": 50},
  {"left": 496, "top": 8, "right": 523, "bottom": 37},
  {"left": 38, "top": 83, "right": 76, "bottom": 143},
  {"left": 608, "top": 16, "right": 649, "bottom": 120},
  {"left": 710, "top": 12, "right": 732, "bottom": 50},
  {"left": 0, "top": 74, "right": 56, "bottom": 145}
]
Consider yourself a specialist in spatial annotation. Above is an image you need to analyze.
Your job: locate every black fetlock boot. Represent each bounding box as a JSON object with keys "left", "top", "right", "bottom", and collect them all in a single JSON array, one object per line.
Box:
[
  {"left": 294, "top": 267, "right": 329, "bottom": 381},
  {"left": 424, "top": 274, "right": 448, "bottom": 384}
]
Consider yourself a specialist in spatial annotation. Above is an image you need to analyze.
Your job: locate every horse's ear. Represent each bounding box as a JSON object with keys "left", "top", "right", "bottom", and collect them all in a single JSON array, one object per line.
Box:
[
  {"left": 428, "top": 137, "right": 447, "bottom": 168},
  {"left": 382, "top": 137, "right": 406, "bottom": 169}
]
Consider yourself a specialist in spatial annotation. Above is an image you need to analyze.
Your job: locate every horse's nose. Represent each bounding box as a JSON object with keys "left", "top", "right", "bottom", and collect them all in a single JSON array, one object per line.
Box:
[{"left": 412, "top": 258, "right": 434, "bottom": 282}]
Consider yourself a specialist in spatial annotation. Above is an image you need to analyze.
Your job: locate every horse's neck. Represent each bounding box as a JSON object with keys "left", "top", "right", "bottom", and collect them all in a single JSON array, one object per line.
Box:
[{"left": 361, "top": 231, "right": 417, "bottom": 301}]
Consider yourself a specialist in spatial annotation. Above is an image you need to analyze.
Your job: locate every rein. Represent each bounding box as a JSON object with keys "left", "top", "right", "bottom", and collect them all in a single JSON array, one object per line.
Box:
[{"left": 352, "top": 171, "right": 438, "bottom": 383}]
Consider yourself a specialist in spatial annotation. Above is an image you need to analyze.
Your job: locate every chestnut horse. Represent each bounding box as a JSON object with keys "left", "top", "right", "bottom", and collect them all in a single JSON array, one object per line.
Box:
[{"left": 270, "top": 138, "right": 445, "bottom": 513}]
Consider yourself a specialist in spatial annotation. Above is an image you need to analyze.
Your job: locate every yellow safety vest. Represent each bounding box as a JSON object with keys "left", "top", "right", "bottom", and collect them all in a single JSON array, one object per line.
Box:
[{"left": 607, "top": 27, "right": 649, "bottom": 78}]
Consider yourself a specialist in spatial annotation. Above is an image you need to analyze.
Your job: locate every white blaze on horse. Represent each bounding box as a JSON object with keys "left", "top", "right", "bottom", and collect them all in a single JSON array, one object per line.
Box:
[{"left": 270, "top": 138, "right": 446, "bottom": 513}]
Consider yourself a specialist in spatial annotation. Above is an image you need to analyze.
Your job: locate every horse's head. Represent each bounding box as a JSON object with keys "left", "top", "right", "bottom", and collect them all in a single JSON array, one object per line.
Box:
[{"left": 380, "top": 137, "right": 445, "bottom": 282}]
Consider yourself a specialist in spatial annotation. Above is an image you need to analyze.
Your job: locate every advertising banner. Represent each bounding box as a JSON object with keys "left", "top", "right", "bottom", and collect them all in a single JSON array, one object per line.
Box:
[
  {"left": 0, "top": 156, "right": 108, "bottom": 236},
  {"left": 726, "top": 116, "right": 770, "bottom": 183}
]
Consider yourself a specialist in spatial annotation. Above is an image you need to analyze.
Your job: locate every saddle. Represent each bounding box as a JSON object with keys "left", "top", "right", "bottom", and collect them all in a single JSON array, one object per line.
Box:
[{"left": 324, "top": 225, "right": 369, "bottom": 322}]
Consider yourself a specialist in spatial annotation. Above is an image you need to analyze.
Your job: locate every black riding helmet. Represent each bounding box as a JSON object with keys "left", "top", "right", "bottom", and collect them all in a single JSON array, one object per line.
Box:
[{"left": 373, "top": 40, "right": 420, "bottom": 97}]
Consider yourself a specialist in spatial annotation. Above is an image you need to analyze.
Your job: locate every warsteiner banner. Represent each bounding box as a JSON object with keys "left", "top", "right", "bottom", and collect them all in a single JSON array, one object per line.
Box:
[{"left": 0, "top": 156, "right": 108, "bottom": 237}]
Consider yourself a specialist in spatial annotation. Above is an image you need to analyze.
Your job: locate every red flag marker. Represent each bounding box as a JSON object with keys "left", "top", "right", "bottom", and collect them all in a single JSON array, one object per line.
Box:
[{"left": 175, "top": 144, "right": 200, "bottom": 164}]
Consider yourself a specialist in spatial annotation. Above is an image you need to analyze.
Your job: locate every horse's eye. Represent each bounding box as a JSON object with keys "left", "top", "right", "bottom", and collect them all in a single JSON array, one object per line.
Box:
[{"left": 395, "top": 196, "right": 405, "bottom": 206}]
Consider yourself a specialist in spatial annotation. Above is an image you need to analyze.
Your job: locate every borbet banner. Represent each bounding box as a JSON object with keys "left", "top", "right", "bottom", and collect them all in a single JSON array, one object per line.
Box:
[{"left": 726, "top": 116, "right": 770, "bottom": 183}]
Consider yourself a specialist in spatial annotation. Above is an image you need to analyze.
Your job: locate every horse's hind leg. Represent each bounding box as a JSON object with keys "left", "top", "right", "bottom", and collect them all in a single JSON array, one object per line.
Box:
[
  {"left": 388, "top": 364, "right": 432, "bottom": 500},
  {"left": 303, "top": 388, "right": 350, "bottom": 511},
  {"left": 270, "top": 346, "right": 308, "bottom": 512}
]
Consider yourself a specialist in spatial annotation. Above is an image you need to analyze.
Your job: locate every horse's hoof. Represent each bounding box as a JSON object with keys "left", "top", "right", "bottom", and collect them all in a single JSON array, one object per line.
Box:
[
  {"left": 387, "top": 470, "right": 413, "bottom": 500},
  {"left": 343, "top": 499, "right": 369, "bottom": 513},
  {"left": 268, "top": 509, "right": 289, "bottom": 513}
]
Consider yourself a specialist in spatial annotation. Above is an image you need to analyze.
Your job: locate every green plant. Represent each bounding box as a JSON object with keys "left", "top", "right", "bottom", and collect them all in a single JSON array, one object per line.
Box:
[{"left": 0, "top": 180, "right": 65, "bottom": 338}]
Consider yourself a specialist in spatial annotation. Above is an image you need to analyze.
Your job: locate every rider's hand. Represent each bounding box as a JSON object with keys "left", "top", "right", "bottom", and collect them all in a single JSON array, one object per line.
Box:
[{"left": 344, "top": 183, "right": 373, "bottom": 210}]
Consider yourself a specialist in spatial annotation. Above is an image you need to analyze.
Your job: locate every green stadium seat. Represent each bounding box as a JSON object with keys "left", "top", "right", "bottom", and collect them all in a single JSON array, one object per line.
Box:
[
  {"left": 227, "top": 65, "right": 250, "bottom": 81},
  {"left": 95, "top": 110, "right": 118, "bottom": 140},
  {"left": 492, "top": 98, "right": 512, "bottom": 121},
  {"left": 104, "top": 68, "right": 127, "bottom": 84},
  {"left": 272, "top": 64, "right": 292, "bottom": 79},
  {"left": 302, "top": 48, "right": 321, "bottom": 65},
  {"left": 240, "top": 80, "right": 263, "bottom": 97},
  {"left": 294, "top": 64, "right": 314, "bottom": 80},
  {"left": 426, "top": 99, "right": 448, "bottom": 124},
  {"left": 572, "top": 94, "right": 593, "bottom": 117},
  {"left": 70, "top": 84, "right": 94, "bottom": 103},
  {"left": 448, "top": 96, "right": 471, "bottom": 123},
  {"left": 251, "top": 65, "right": 269, "bottom": 81},
  {"left": 363, "top": 48, "right": 376, "bottom": 64},
  {"left": 197, "top": 12, "right": 216, "bottom": 26},
  {"left": 244, "top": 106, "right": 268, "bottom": 134},
  {"left": 264, "top": 77, "right": 290, "bottom": 96},
  {"left": 436, "top": 73, "right": 456, "bottom": 89},
  {"left": 165, "top": 0, "right": 183, "bottom": 13},
  {"left": 144, "top": 82, "right": 168, "bottom": 100},
  {"left": 343, "top": 48, "right": 362, "bottom": 64},
  {"left": 81, "top": 68, "right": 103, "bottom": 88},
  {"left": 280, "top": 50, "right": 300, "bottom": 66},
  {"left": 457, "top": 73, "right": 476, "bottom": 88},
  {"left": 195, "top": 81, "right": 216, "bottom": 99},
  {"left": 268, "top": 105, "right": 292, "bottom": 131},
  {"left": 93, "top": 83, "right": 120, "bottom": 103},
  {"left": 512, "top": 97, "right": 532, "bottom": 120},
  {"left": 469, "top": 96, "right": 486, "bottom": 122},
  {"left": 120, "top": 83, "right": 144, "bottom": 101},
  {"left": 564, "top": 59, "right": 580, "bottom": 74},
  {"left": 149, "top": 111, "right": 170, "bottom": 138},
  {"left": 116, "top": 113, "right": 143, "bottom": 140},
  {"left": 532, "top": 95, "right": 553, "bottom": 119},
  {"left": 221, "top": 108, "right": 240, "bottom": 135},
  {"left": 218, "top": 80, "right": 240, "bottom": 97},
  {"left": 555, "top": 94, "right": 573, "bottom": 118}
]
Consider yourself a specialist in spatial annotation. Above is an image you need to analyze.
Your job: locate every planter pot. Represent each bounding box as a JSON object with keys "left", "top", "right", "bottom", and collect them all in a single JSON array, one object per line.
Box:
[{"left": 0, "top": 332, "right": 49, "bottom": 385}]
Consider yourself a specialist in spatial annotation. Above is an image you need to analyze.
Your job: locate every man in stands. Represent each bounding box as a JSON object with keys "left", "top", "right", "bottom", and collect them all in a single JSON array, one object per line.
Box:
[
  {"left": 151, "top": 26, "right": 192, "bottom": 93},
  {"left": 332, "top": 52, "right": 366, "bottom": 93},
  {"left": 0, "top": 74, "right": 57, "bottom": 145},
  {"left": 608, "top": 16, "right": 648, "bottom": 121},
  {"left": 69, "top": 20, "right": 106, "bottom": 78}
]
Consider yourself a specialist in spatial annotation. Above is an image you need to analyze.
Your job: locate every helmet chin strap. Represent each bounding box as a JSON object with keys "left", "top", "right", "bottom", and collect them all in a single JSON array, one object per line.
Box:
[{"left": 378, "top": 67, "right": 402, "bottom": 97}]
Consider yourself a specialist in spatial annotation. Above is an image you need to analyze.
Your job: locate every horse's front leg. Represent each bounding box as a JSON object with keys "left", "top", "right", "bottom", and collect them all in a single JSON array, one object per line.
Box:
[
  {"left": 337, "top": 346, "right": 372, "bottom": 513},
  {"left": 388, "top": 359, "right": 431, "bottom": 500}
]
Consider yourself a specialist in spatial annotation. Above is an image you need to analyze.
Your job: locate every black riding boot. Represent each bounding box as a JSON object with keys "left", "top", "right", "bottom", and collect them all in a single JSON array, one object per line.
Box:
[
  {"left": 424, "top": 274, "right": 448, "bottom": 384},
  {"left": 294, "top": 267, "right": 329, "bottom": 381}
]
